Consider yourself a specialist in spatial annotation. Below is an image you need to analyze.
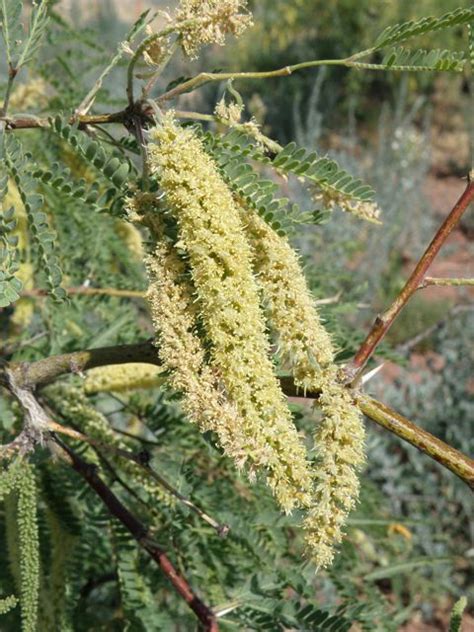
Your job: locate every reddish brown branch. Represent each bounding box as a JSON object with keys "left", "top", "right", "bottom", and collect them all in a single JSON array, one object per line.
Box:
[
  {"left": 346, "top": 176, "right": 474, "bottom": 383},
  {"left": 54, "top": 437, "right": 218, "bottom": 631},
  {"left": 47, "top": 420, "right": 229, "bottom": 535}
]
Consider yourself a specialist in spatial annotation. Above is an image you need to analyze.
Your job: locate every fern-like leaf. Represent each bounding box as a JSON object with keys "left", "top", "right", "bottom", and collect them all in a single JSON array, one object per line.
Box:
[
  {"left": 0, "top": 129, "right": 23, "bottom": 307},
  {"left": 202, "top": 129, "right": 314, "bottom": 234},
  {"left": 358, "top": 47, "right": 466, "bottom": 72},
  {"left": 17, "top": 0, "right": 49, "bottom": 68},
  {"left": 50, "top": 116, "right": 134, "bottom": 216},
  {"left": 372, "top": 6, "right": 474, "bottom": 50},
  {"left": 4, "top": 135, "right": 66, "bottom": 300},
  {"left": 270, "top": 141, "right": 381, "bottom": 222},
  {"left": 112, "top": 521, "right": 162, "bottom": 631},
  {"left": 76, "top": 9, "right": 151, "bottom": 114},
  {"left": 202, "top": 127, "right": 378, "bottom": 226},
  {"left": 0, "top": 0, "right": 23, "bottom": 65}
]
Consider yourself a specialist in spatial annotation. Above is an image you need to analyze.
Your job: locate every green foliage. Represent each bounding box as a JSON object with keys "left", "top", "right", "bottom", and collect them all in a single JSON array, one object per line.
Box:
[
  {"left": 50, "top": 116, "right": 134, "bottom": 216},
  {"left": 0, "top": 0, "right": 24, "bottom": 66},
  {"left": 371, "top": 6, "right": 474, "bottom": 50},
  {"left": 4, "top": 134, "right": 65, "bottom": 301},
  {"left": 272, "top": 141, "right": 375, "bottom": 203},
  {"left": 112, "top": 521, "right": 164, "bottom": 631},
  {"left": 202, "top": 128, "right": 310, "bottom": 234},
  {"left": 0, "top": 167, "right": 22, "bottom": 307},
  {"left": 16, "top": 0, "right": 49, "bottom": 70},
  {"left": 0, "top": 0, "right": 49, "bottom": 72},
  {"left": 378, "top": 47, "right": 465, "bottom": 72}
]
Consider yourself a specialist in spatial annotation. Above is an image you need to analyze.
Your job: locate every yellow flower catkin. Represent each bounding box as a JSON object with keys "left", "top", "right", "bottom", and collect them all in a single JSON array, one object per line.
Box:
[
  {"left": 16, "top": 461, "right": 40, "bottom": 632},
  {"left": 145, "top": 236, "right": 249, "bottom": 468},
  {"left": 85, "top": 363, "right": 165, "bottom": 394},
  {"left": 114, "top": 220, "right": 144, "bottom": 260},
  {"left": 175, "top": 0, "right": 253, "bottom": 59},
  {"left": 144, "top": 117, "right": 314, "bottom": 512},
  {"left": 145, "top": 230, "right": 312, "bottom": 509},
  {"left": 242, "top": 210, "right": 365, "bottom": 567}
]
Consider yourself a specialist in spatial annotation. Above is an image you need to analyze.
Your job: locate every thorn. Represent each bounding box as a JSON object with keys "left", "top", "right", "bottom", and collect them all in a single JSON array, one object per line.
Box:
[{"left": 360, "top": 363, "right": 385, "bottom": 386}]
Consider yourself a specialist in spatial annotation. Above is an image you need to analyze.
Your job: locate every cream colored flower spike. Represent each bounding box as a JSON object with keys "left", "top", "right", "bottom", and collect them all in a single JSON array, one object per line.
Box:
[
  {"left": 175, "top": 0, "right": 253, "bottom": 59},
  {"left": 241, "top": 210, "right": 335, "bottom": 379},
  {"left": 85, "top": 363, "right": 165, "bottom": 394},
  {"left": 147, "top": 115, "right": 313, "bottom": 513},
  {"left": 242, "top": 209, "right": 366, "bottom": 568}
]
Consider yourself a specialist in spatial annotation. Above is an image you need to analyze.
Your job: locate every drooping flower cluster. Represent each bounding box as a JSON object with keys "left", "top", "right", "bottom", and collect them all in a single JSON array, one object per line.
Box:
[
  {"left": 131, "top": 113, "right": 366, "bottom": 566},
  {"left": 16, "top": 461, "right": 40, "bottom": 632},
  {"left": 140, "top": 118, "right": 314, "bottom": 513},
  {"left": 175, "top": 0, "right": 253, "bottom": 58},
  {"left": 240, "top": 210, "right": 335, "bottom": 379},
  {"left": 85, "top": 363, "right": 165, "bottom": 394},
  {"left": 0, "top": 595, "right": 17, "bottom": 616},
  {"left": 303, "top": 368, "right": 365, "bottom": 567},
  {"left": 242, "top": 210, "right": 366, "bottom": 568},
  {"left": 0, "top": 459, "right": 41, "bottom": 632}
]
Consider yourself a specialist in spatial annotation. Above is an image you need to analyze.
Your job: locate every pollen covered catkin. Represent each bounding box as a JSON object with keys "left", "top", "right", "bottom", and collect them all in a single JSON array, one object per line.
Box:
[
  {"left": 84, "top": 363, "right": 165, "bottom": 394},
  {"left": 145, "top": 235, "right": 250, "bottom": 469},
  {"left": 242, "top": 210, "right": 365, "bottom": 568},
  {"left": 145, "top": 116, "right": 314, "bottom": 512}
]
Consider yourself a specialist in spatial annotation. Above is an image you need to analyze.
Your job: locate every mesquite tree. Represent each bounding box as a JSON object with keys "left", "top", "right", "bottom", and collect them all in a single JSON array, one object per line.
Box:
[{"left": 0, "top": 2, "right": 473, "bottom": 630}]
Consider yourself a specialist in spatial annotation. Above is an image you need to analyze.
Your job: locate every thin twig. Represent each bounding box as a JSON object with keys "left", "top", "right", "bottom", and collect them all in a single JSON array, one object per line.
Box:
[
  {"left": 346, "top": 175, "right": 474, "bottom": 384},
  {"left": 47, "top": 419, "right": 228, "bottom": 535},
  {"left": 0, "top": 65, "right": 19, "bottom": 117},
  {"left": 418, "top": 277, "right": 474, "bottom": 289},
  {"left": 52, "top": 436, "right": 218, "bottom": 631},
  {"left": 157, "top": 57, "right": 375, "bottom": 104},
  {"left": 7, "top": 340, "right": 159, "bottom": 388},
  {"left": 396, "top": 304, "right": 471, "bottom": 353},
  {"left": 21, "top": 286, "right": 146, "bottom": 299},
  {"left": 110, "top": 426, "right": 162, "bottom": 446},
  {"left": 0, "top": 110, "right": 128, "bottom": 130}
]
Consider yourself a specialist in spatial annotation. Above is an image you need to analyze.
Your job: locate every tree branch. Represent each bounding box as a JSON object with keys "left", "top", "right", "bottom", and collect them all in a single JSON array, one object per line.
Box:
[
  {"left": 8, "top": 341, "right": 159, "bottom": 388},
  {"left": 418, "top": 277, "right": 474, "bottom": 289},
  {"left": 346, "top": 175, "right": 474, "bottom": 384},
  {"left": 47, "top": 419, "right": 229, "bottom": 536},
  {"left": 356, "top": 396, "right": 474, "bottom": 490},
  {"left": 52, "top": 436, "right": 218, "bottom": 631},
  {"left": 4, "top": 341, "right": 474, "bottom": 489},
  {"left": 21, "top": 286, "right": 146, "bottom": 299},
  {"left": 0, "top": 110, "right": 131, "bottom": 131}
]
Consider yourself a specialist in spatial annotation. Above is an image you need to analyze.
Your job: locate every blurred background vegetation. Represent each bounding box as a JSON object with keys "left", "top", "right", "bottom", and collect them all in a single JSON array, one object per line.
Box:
[{"left": 1, "top": 0, "right": 472, "bottom": 629}]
